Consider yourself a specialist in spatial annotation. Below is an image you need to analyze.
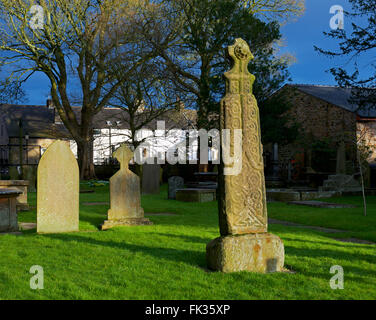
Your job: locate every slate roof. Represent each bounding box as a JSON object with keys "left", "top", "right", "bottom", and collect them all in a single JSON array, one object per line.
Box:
[
  {"left": 289, "top": 84, "right": 376, "bottom": 118},
  {"left": 0, "top": 103, "right": 197, "bottom": 138},
  {"left": 0, "top": 104, "right": 70, "bottom": 139}
]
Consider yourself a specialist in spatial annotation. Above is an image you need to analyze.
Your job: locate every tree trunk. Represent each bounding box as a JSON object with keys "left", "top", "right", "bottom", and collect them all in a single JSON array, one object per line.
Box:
[{"left": 77, "top": 140, "right": 96, "bottom": 180}]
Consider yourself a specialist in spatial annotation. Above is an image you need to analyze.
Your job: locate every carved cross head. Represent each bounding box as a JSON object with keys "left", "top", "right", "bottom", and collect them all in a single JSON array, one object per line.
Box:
[
  {"left": 113, "top": 144, "right": 134, "bottom": 170},
  {"left": 229, "top": 38, "right": 254, "bottom": 63},
  {"left": 225, "top": 38, "right": 256, "bottom": 95}
]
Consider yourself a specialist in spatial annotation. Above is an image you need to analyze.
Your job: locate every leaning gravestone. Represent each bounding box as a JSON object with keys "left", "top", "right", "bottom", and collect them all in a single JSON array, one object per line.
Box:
[
  {"left": 101, "top": 144, "right": 152, "bottom": 230},
  {"left": 168, "top": 176, "right": 184, "bottom": 199},
  {"left": 37, "top": 140, "right": 79, "bottom": 234},
  {"left": 142, "top": 159, "right": 161, "bottom": 195},
  {"left": 206, "top": 39, "right": 285, "bottom": 273}
]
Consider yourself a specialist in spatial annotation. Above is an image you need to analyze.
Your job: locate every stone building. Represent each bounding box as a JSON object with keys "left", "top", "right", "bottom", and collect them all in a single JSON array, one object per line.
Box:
[{"left": 267, "top": 84, "right": 376, "bottom": 184}]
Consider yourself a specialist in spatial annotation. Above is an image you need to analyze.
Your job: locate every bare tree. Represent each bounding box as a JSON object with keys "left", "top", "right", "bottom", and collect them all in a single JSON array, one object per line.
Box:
[
  {"left": 0, "top": 63, "right": 26, "bottom": 103},
  {"left": 245, "top": 0, "right": 305, "bottom": 23},
  {"left": 0, "top": 0, "right": 160, "bottom": 179}
]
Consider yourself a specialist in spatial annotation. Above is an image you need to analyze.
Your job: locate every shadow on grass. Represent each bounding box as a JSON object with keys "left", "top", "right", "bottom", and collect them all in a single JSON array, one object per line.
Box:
[
  {"left": 145, "top": 232, "right": 212, "bottom": 244},
  {"left": 283, "top": 236, "right": 376, "bottom": 251},
  {"left": 284, "top": 244, "right": 376, "bottom": 282},
  {"left": 44, "top": 233, "right": 207, "bottom": 268},
  {"left": 43, "top": 229, "right": 376, "bottom": 283}
]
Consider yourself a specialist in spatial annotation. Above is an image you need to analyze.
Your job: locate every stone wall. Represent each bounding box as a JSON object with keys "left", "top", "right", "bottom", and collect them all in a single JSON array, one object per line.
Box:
[
  {"left": 271, "top": 86, "right": 358, "bottom": 178},
  {"left": 8, "top": 137, "right": 56, "bottom": 165},
  {"left": 280, "top": 86, "right": 357, "bottom": 153},
  {"left": 357, "top": 121, "right": 376, "bottom": 163}
]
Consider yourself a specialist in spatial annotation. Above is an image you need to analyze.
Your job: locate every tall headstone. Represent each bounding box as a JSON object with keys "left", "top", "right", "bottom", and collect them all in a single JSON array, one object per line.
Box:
[
  {"left": 142, "top": 159, "right": 161, "bottom": 195},
  {"left": 168, "top": 176, "right": 184, "bottom": 199},
  {"left": 206, "top": 39, "right": 285, "bottom": 273},
  {"left": 102, "top": 144, "right": 152, "bottom": 230},
  {"left": 37, "top": 140, "right": 79, "bottom": 234},
  {"left": 336, "top": 140, "right": 346, "bottom": 175}
]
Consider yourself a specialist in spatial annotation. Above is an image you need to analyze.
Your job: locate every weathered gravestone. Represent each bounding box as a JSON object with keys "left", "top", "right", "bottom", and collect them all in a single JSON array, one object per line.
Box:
[
  {"left": 37, "top": 140, "right": 79, "bottom": 234},
  {"left": 101, "top": 144, "right": 152, "bottom": 230},
  {"left": 321, "top": 140, "right": 361, "bottom": 192},
  {"left": 0, "top": 188, "right": 21, "bottom": 232},
  {"left": 0, "top": 180, "right": 29, "bottom": 211},
  {"left": 206, "top": 39, "right": 285, "bottom": 273},
  {"left": 142, "top": 159, "right": 161, "bottom": 195},
  {"left": 168, "top": 176, "right": 184, "bottom": 199}
]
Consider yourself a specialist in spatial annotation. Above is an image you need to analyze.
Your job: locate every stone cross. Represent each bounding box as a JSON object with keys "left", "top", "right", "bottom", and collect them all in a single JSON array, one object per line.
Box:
[
  {"left": 101, "top": 144, "right": 152, "bottom": 230},
  {"left": 37, "top": 140, "right": 79, "bottom": 234},
  {"left": 116, "top": 145, "right": 134, "bottom": 171},
  {"left": 218, "top": 38, "right": 267, "bottom": 235},
  {"left": 206, "top": 39, "right": 285, "bottom": 273}
]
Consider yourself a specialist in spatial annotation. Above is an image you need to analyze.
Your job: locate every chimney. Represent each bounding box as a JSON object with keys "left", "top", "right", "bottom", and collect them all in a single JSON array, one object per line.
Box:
[
  {"left": 46, "top": 99, "right": 62, "bottom": 124},
  {"left": 46, "top": 98, "right": 54, "bottom": 109}
]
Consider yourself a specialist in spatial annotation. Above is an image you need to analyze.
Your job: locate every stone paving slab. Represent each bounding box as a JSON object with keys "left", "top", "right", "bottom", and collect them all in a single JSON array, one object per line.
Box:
[
  {"left": 334, "top": 238, "right": 375, "bottom": 245},
  {"left": 145, "top": 212, "right": 177, "bottom": 216},
  {"left": 19, "top": 222, "right": 37, "bottom": 230},
  {"left": 268, "top": 218, "right": 345, "bottom": 233},
  {"left": 269, "top": 218, "right": 375, "bottom": 244},
  {"left": 288, "top": 201, "right": 357, "bottom": 209}
]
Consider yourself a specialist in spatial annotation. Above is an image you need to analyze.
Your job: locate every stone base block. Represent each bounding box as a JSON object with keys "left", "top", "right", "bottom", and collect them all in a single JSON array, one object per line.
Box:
[
  {"left": 0, "top": 190, "right": 20, "bottom": 233},
  {"left": 101, "top": 218, "right": 153, "bottom": 230},
  {"left": 176, "top": 188, "right": 216, "bottom": 202},
  {"left": 17, "top": 204, "right": 30, "bottom": 211},
  {"left": 206, "top": 233, "right": 284, "bottom": 273},
  {"left": 266, "top": 189, "right": 301, "bottom": 202}
]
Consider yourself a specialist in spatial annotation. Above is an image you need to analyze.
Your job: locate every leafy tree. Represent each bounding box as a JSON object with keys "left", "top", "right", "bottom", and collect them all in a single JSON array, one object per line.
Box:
[
  {"left": 259, "top": 95, "right": 299, "bottom": 145},
  {"left": 145, "top": 0, "right": 293, "bottom": 131}
]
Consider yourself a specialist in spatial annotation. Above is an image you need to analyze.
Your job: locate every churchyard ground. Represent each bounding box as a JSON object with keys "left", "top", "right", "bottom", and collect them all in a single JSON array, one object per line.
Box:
[{"left": 0, "top": 184, "right": 375, "bottom": 300}]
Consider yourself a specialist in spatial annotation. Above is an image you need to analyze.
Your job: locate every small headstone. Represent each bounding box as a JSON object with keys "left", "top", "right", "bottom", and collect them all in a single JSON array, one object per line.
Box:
[
  {"left": 101, "top": 144, "right": 152, "bottom": 230},
  {"left": 37, "top": 140, "right": 79, "bottom": 234},
  {"left": 168, "top": 176, "right": 184, "bottom": 199},
  {"left": 142, "top": 159, "right": 161, "bottom": 195}
]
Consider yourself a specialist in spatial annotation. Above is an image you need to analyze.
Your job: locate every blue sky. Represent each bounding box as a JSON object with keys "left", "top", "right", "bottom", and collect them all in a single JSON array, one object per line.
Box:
[
  {"left": 280, "top": 0, "right": 370, "bottom": 86},
  {"left": 8, "top": 0, "right": 372, "bottom": 105}
]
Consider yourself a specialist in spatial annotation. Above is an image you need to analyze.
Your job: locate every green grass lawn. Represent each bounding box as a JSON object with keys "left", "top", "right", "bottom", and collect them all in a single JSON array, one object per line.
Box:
[
  {"left": 268, "top": 196, "right": 376, "bottom": 243},
  {"left": 0, "top": 184, "right": 375, "bottom": 300}
]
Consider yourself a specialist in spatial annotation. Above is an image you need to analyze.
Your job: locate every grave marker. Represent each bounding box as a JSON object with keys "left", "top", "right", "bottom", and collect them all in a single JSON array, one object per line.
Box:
[
  {"left": 206, "top": 39, "right": 285, "bottom": 273},
  {"left": 37, "top": 140, "right": 79, "bottom": 234},
  {"left": 102, "top": 144, "right": 152, "bottom": 230}
]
